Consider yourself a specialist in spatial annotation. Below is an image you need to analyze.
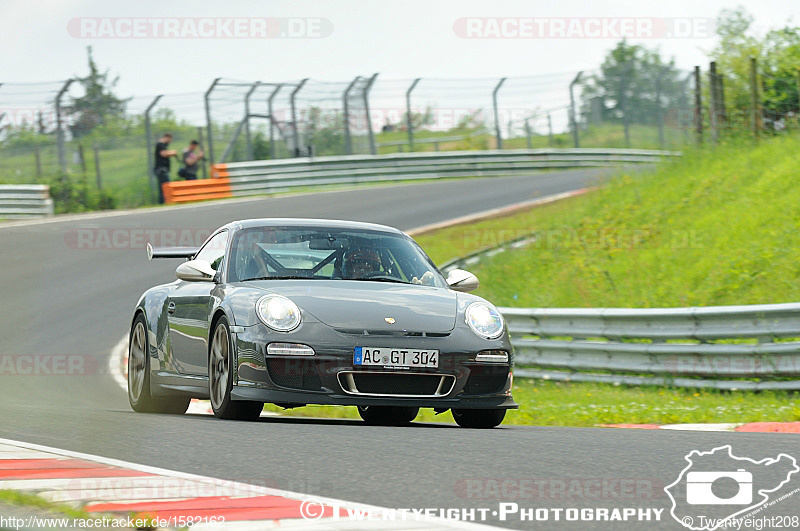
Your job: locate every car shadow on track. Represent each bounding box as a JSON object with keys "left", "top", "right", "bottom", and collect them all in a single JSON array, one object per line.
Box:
[{"left": 183, "top": 414, "right": 459, "bottom": 428}]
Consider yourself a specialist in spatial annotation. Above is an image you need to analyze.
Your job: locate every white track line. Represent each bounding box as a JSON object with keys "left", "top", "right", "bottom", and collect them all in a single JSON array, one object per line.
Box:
[{"left": 0, "top": 438, "right": 500, "bottom": 530}]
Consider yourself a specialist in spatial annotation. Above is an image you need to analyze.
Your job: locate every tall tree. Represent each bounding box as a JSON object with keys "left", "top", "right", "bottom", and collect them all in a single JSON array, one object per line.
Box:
[
  {"left": 68, "top": 46, "right": 129, "bottom": 138},
  {"left": 580, "top": 41, "right": 686, "bottom": 127},
  {"left": 711, "top": 7, "right": 800, "bottom": 123}
]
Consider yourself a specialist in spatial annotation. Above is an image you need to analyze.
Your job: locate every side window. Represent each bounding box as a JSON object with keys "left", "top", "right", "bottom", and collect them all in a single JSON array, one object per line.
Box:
[{"left": 195, "top": 231, "right": 228, "bottom": 272}]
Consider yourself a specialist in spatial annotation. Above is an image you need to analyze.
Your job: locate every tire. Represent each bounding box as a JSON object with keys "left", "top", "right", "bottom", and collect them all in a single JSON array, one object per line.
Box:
[
  {"left": 209, "top": 317, "right": 263, "bottom": 420},
  {"left": 128, "top": 314, "right": 190, "bottom": 414},
  {"left": 357, "top": 406, "right": 419, "bottom": 426},
  {"left": 452, "top": 409, "right": 506, "bottom": 429}
]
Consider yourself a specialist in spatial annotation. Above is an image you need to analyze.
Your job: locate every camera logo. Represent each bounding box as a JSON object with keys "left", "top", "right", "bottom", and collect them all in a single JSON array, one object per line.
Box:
[
  {"left": 665, "top": 445, "right": 799, "bottom": 530},
  {"left": 686, "top": 469, "right": 752, "bottom": 505}
]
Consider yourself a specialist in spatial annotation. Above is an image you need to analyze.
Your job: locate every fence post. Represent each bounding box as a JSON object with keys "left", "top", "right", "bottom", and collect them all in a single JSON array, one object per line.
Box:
[
  {"left": 290, "top": 78, "right": 308, "bottom": 157},
  {"left": 363, "top": 73, "right": 379, "bottom": 155},
  {"left": 34, "top": 144, "right": 42, "bottom": 182},
  {"left": 796, "top": 68, "right": 800, "bottom": 116},
  {"left": 244, "top": 81, "right": 260, "bottom": 160},
  {"left": 78, "top": 144, "right": 86, "bottom": 175},
  {"left": 197, "top": 126, "right": 207, "bottom": 179},
  {"left": 55, "top": 79, "right": 74, "bottom": 177},
  {"left": 93, "top": 143, "right": 102, "bottom": 190},
  {"left": 406, "top": 78, "right": 421, "bottom": 152},
  {"left": 547, "top": 113, "right": 553, "bottom": 146},
  {"left": 342, "top": 76, "right": 360, "bottom": 155},
  {"left": 655, "top": 66, "right": 665, "bottom": 148},
  {"left": 492, "top": 77, "right": 507, "bottom": 149},
  {"left": 569, "top": 71, "right": 583, "bottom": 148},
  {"left": 524, "top": 119, "right": 532, "bottom": 149},
  {"left": 621, "top": 62, "right": 632, "bottom": 147},
  {"left": 144, "top": 94, "right": 163, "bottom": 202},
  {"left": 694, "top": 66, "right": 703, "bottom": 144},
  {"left": 204, "top": 77, "right": 221, "bottom": 165},
  {"left": 750, "top": 57, "right": 760, "bottom": 142},
  {"left": 267, "top": 84, "right": 282, "bottom": 159},
  {"left": 709, "top": 61, "right": 719, "bottom": 145}
]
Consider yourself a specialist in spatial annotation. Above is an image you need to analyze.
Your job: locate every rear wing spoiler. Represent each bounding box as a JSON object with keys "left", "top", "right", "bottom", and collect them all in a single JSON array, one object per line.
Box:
[{"left": 146, "top": 242, "right": 199, "bottom": 261}]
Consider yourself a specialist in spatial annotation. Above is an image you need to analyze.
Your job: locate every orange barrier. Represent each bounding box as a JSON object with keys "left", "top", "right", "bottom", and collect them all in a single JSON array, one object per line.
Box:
[
  {"left": 162, "top": 177, "right": 232, "bottom": 204},
  {"left": 210, "top": 164, "right": 229, "bottom": 178}
]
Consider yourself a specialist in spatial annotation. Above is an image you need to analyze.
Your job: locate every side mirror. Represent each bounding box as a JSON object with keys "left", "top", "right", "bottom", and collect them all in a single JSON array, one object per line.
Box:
[
  {"left": 446, "top": 268, "right": 479, "bottom": 293},
  {"left": 176, "top": 259, "right": 216, "bottom": 282}
]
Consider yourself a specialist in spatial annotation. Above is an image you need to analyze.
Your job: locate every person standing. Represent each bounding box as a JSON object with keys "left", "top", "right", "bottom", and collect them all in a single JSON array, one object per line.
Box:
[
  {"left": 178, "top": 140, "right": 204, "bottom": 180},
  {"left": 154, "top": 133, "right": 177, "bottom": 204}
]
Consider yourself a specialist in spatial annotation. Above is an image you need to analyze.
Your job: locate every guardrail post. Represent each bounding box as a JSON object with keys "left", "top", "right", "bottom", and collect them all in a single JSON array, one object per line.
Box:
[
  {"left": 363, "top": 73, "right": 379, "bottom": 155},
  {"left": 406, "top": 78, "right": 421, "bottom": 152},
  {"left": 55, "top": 79, "right": 74, "bottom": 176},
  {"left": 267, "top": 84, "right": 282, "bottom": 159},
  {"left": 290, "top": 78, "right": 308, "bottom": 157},
  {"left": 342, "top": 76, "right": 360, "bottom": 155},
  {"left": 694, "top": 66, "right": 703, "bottom": 144},
  {"left": 569, "top": 72, "right": 583, "bottom": 148},
  {"left": 144, "top": 95, "right": 163, "bottom": 202},
  {"left": 492, "top": 77, "right": 506, "bottom": 149},
  {"left": 204, "top": 78, "right": 221, "bottom": 165},
  {"left": 244, "top": 81, "right": 260, "bottom": 160}
]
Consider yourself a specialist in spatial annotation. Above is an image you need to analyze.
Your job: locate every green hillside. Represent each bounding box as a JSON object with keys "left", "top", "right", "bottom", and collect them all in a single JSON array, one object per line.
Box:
[{"left": 416, "top": 134, "right": 800, "bottom": 308}]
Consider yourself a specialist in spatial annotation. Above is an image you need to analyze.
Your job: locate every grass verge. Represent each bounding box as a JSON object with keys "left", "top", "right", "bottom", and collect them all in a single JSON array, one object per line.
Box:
[{"left": 265, "top": 379, "right": 800, "bottom": 427}]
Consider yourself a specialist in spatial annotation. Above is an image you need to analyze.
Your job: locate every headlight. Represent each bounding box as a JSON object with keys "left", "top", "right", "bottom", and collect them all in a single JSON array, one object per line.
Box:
[
  {"left": 465, "top": 302, "right": 504, "bottom": 339},
  {"left": 256, "top": 295, "right": 301, "bottom": 332}
]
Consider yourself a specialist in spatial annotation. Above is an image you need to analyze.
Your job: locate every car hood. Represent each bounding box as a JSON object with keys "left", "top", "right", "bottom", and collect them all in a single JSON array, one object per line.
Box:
[{"left": 251, "top": 280, "right": 458, "bottom": 334}]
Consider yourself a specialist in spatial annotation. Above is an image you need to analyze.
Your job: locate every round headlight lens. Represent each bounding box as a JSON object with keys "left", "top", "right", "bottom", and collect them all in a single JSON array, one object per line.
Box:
[
  {"left": 465, "top": 302, "right": 504, "bottom": 339},
  {"left": 256, "top": 295, "right": 301, "bottom": 332}
]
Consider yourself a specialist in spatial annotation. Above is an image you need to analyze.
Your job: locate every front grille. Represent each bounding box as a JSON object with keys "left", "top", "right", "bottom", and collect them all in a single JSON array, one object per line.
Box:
[
  {"left": 339, "top": 372, "right": 454, "bottom": 397},
  {"left": 463, "top": 366, "right": 509, "bottom": 395},
  {"left": 267, "top": 358, "right": 323, "bottom": 391}
]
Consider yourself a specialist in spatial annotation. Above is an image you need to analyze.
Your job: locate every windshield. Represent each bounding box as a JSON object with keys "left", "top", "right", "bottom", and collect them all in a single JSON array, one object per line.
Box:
[{"left": 228, "top": 226, "right": 446, "bottom": 287}]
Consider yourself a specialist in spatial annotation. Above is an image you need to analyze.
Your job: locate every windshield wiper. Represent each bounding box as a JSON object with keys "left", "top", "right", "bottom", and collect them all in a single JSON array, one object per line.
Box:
[
  {"left": 349, "top": 277, "right": 412, "bottom": 285},
  {"left": 241, "top": 275, "right": 321, "bottom": 281}
]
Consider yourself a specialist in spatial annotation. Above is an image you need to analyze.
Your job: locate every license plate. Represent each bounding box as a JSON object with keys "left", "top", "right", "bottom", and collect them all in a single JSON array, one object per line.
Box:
[{"left": 354, "top": 347, "right": 439, "bottom": 368}]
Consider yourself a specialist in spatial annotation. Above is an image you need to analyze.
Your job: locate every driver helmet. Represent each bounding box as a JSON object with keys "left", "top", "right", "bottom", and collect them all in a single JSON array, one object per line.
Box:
[{"left": 343, "top": 247, "right": 381, "bottom": 279}]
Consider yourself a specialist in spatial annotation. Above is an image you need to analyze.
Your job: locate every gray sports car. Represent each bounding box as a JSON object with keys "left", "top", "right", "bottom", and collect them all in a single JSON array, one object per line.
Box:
[{"left": 128, "top": 218, "right": 517, "bottom": 428}]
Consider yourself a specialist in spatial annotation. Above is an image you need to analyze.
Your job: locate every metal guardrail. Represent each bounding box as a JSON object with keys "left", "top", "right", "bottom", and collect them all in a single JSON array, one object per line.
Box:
[
  {"left": 213, "top": 149, "right": 678, "bottom": 197},
  {"left": 499, "top": 304, "right": 800, "bottom": 390},
  {"left": 0, "top": 185, "right": 54, "bottom": 219}
]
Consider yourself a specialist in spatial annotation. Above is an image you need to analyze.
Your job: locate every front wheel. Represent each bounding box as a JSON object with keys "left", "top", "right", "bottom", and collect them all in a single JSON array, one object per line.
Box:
[
  {"left": 128, "top": 314, "right": 190, "bottom": 414},
  {"left": 357, "top": 406, "right": 419, "bottom": 426},
  {"left": 452, "top": 409, "right": 506, "bottom": 429},
  {"left": 209, "top": 317, "right": 263, "bottom": 420}
]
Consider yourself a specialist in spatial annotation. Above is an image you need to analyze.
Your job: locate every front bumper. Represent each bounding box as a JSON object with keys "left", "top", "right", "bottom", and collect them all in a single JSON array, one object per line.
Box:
[{"left": 231, "top": 322, "right": 518, "bottom": 410}]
